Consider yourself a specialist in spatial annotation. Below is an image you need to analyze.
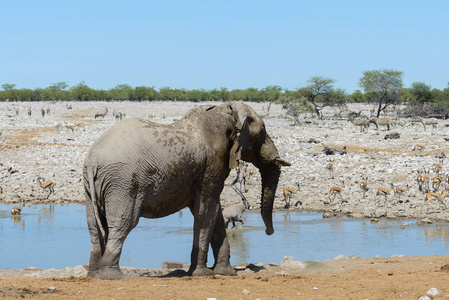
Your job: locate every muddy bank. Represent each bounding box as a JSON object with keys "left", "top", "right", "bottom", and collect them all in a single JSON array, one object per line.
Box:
[{"left": 1, "top": 255, "right": 449, "bottom": 299}]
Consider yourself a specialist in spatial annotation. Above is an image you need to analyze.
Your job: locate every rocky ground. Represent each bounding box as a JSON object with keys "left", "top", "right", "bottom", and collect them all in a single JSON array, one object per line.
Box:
[{"left": 1, "top": 100, "right": 448, "bottom": 221}]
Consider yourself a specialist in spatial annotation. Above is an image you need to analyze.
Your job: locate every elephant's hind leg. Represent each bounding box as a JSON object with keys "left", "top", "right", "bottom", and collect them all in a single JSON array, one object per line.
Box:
[
  {"left": 92, "top": 197, "right": 141, "bottom": 279},
  {"left": 86, "top": 198, "right": 103, "bottom": 277}
]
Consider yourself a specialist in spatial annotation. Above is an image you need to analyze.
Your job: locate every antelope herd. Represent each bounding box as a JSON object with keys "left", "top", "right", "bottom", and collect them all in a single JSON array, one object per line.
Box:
[{"left": 321, "top": 148, "right": 448, "bottom": 215}]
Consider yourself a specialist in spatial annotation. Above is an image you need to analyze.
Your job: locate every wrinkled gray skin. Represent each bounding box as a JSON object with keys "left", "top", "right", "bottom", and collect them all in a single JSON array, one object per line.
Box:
[{"left": 83, "top": 101, "right": 291, "bottom": 279}]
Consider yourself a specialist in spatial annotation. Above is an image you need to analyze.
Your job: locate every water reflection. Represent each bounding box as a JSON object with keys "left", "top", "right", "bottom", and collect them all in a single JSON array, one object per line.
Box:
[
  {"left": 227, "top": 229, "right": 250, "bottom": 263},
  {"left": 1, "top": 205, "right": 449, "bottom": 270},
  {"left": 11, "top": 215, "right": 25, "bottom": 228},
  {"left": 424, "top": 225, "right": 449, "bottom": 245}
]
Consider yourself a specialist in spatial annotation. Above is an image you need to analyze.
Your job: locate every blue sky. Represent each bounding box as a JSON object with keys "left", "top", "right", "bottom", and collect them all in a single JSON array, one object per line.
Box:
[{"left": 1, "top": 0, "right": 448, "bottom": 93}]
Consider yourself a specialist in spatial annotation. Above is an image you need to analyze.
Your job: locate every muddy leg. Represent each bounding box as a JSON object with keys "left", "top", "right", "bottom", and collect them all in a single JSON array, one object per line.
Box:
[
  {"left": 188, "top": 198, "right": 218, "bottom": 276},
  {"left": 210, "top": 209, "right": 236, "bottom": 276}
]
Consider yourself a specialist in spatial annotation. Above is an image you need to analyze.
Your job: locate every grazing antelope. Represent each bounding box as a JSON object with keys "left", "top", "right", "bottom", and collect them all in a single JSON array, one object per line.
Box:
[
  {"left": 246, "top": 168, "right": 254, "bottom": 184},
  {"left": 416, "top": 170, "right": 425, "bottom": 192},
  {"left": 432, "top": 175, "right": 446, "bottom": 191},
  {"left": 37, "top": 176, "right": 55, "bottom": 199},
  {"left": 423, "top": 190, "right": 447, "bottom": 214},
  {"left": 376, "top": 183, "right": 394, "bottom": 202},
  {"left": 328, "top": 180, "right": 344, "bottom": 203},
  {"left": 355, "top": 176, "right": 369, "bottom": 199},
  {"left": 223, "top": 185, "right": 253, "bottom": 229},
  {"left": 66, "top": 122, "right": 83, "bottom": 132},
  {"left": 113, "top": 111, "right": 124, "bottom": 121},
  {"left": 55, "top": 123, "right": 62, "bottom": 133},
  {"left": 394, "top": 184, "right": 409, "bottom": 202},
  {"left": 412, "top": 140, "right": 428, "bottom": 156},
  {"left": 11, "top": 200, "right": 25, "bottom": 215},
  {"left": 282, "top": 182, "right": 300, "bottom": 209},
  {"left": 422, "top": 169, "right": 431, "bottom": 193},
  {"left": 435, "top": 160, "right": 443, "bottom": 176},
  {"left": 94, "top": 108, "right": 108, "bottom": 119},
  {"left": 326, "top": 159, "right": 334, "bottom": 179},
  {"left": 231, "top": 160, "right": 248, "bottom": 193}
]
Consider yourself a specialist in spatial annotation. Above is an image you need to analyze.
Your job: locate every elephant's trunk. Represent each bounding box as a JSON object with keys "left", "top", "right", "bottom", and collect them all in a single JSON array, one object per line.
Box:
[{"left": 259, "top": 165, "right": 281, "bottom": 235}]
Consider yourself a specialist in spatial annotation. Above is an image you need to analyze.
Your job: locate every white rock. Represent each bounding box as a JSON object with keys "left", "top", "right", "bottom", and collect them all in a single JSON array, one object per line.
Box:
[
  {"left": 280, "top": 256, "right": 306, "bottom": 269},
  {"left": 333, "top": 255, "right": 348, "bottom": 260},
  {"left": 427, "top": 288, "right": 440, "bottom": 296}
]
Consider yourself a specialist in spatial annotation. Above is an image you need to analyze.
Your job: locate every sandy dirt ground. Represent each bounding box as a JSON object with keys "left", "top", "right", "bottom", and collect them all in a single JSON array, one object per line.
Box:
[{"left": 2, "top": 255, "right": 449, "bottom": 299}]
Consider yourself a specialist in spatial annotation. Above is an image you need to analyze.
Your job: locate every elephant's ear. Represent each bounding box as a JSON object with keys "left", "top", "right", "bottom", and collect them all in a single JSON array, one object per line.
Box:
[
  {"left": 227, "top": 101, "right": 248, "bottom": 169},
  {"left": 229, "top": 135, "right": 241, "bottom": 169}
]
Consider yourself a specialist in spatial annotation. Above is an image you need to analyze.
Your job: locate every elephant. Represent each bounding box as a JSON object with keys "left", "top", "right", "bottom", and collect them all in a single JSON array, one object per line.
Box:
[{"left": 83, "top": 101, "right": 291, "bottom": 279}]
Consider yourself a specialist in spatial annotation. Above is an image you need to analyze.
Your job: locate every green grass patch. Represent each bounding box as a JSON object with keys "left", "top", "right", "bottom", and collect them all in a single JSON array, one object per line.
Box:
[{"left": 305, "top": 261, "right": 328, "bottom": 269}]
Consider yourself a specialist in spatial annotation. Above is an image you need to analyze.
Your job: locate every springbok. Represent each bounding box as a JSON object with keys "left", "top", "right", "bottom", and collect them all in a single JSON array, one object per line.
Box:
[
  {"left": 355, "top": 176, "right": 370, "bottom": 199},
  {"left": 326, "top": 159, "right": 334, "bottom": 179},
  {"left": 231, "top": 160, "right": 248, "bottom": 193},
  {"left": 432, "top": 175, "right": 446, "bottom": 191},
  {"left": 412, "top": 140, "right": 428, "bottom": 156},
  {"left": 37, "top": 176, "right": 55, "bottom": 199},
  {"left": 416, "top": 170, "right": 425, "bottom": 192},
  {"left": 328, "top": 180, "right": 344, "bottom": 203},
  {"left": 423, "top": 190, "right": 447, "bottom": 214},
  {"left": 11, "top": 200, "right": 25, "bottom": 215},
  {"left": 376, "top": 183, "right": 394, "bottom": 202},
  {"left": 394, "top": 184, "right": 409, "bottom": 202},
  {"left": 282, "top": 182, "right": 300, "bottom": 209},
  {"left": 435, "top": 160, "right": 443, "bottom": 176}
]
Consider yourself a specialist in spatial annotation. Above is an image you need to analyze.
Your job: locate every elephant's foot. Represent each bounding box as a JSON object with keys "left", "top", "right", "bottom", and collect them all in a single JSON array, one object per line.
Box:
[
  {"left": 214, "top": 264, "right": 237, "bottom": 276},
  {"left": 191, "top": 266, "right": 215, "bottom": 277},
  {"left": 87, "top": 267, "right": 125, "bottom": 280}
]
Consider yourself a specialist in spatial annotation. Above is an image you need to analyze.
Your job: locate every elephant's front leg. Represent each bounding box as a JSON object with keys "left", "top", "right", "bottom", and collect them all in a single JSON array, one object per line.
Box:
[
  {"left": 188, "top": 198, "right": 220, "bottom": 276},
  {"left": 210, "top": 209, "right": 236, "bottom": 276}
]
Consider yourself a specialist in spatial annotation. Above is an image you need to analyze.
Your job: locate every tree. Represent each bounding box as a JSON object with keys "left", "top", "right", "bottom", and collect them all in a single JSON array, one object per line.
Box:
[
  {"left": 110, "top": 84, "right": 133, "bottom": 100},
  {"left": 410, "top": 82, "right": 433, "bottom": 105},
  {"left": 49, "top": 82, "right": 69, "bottom": 91},
  {"left": 260, "top": 85, "right": 283, "bottom": 102},
  {"left": 70, "top": 81, "right": 95, "bottom": 101},
  {"left": 219, "top": 87, "right": 229, "bottom": 101},
  {"left": 349, "top": 90, "right": 364, "bottom": 103},
  {"left": 133, "top": 86, "right": 158, "bottom": 101},
  {"left": 298, "top": 76, "right": 346, "bottom": 119},
  {"left": 359, "top": 69, "right": 403, "bottom": 117},
  {"left": 1, "top": 83, "right": 16, "bottom": 91},
  {"left": 47, "top": 82, "right": 69, "bottom": 100},
  {"left": 1, "top": 83, "right": 17, "bottom": 101}
]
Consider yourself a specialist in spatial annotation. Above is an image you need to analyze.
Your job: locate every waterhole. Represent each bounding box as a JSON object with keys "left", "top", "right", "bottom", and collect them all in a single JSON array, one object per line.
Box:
[{"left": 1, "top": 203, "right": 448, "bottom": 269}]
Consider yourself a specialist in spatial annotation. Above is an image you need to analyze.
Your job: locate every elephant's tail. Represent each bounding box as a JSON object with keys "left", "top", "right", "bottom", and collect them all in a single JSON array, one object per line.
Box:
[{"left": 87, "top": 165, "right": 107, "bottom": 245}]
